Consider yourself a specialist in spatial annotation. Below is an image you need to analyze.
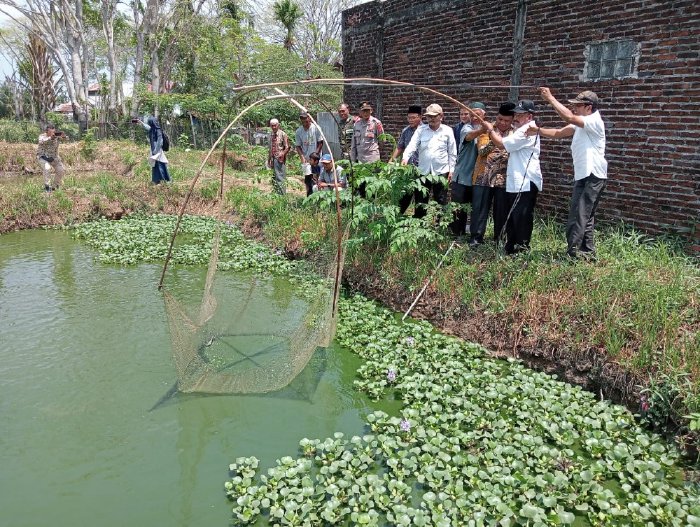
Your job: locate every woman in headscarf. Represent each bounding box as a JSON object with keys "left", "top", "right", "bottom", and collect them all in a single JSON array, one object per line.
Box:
[{"left": 133, "top": 116, "right": 170, "bottom": 184}]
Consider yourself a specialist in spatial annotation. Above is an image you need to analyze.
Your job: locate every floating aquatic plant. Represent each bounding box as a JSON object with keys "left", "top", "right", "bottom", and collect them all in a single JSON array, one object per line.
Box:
[{"left": 225, "top": 294, "right": 700, "bottom": 526}]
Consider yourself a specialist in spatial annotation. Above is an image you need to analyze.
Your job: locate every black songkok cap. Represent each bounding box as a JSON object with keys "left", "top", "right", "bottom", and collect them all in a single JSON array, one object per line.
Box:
[
  {"left": 499, "top": 102, "right": 516, "bottom": 116},
  {"left": 408, "top": 105, "right": 422, "bottom": 114}
]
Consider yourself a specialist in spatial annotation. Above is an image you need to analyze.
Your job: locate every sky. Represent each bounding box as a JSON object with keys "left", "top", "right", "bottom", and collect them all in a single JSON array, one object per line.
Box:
[{"left": 0, "top": 10, "right": 17, "bottom": 79}]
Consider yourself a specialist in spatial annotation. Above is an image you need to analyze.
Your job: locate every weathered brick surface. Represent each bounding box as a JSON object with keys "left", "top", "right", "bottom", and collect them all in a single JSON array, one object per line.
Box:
[{"left": 342, "top": 0, "right": 700, "bottom": 248}]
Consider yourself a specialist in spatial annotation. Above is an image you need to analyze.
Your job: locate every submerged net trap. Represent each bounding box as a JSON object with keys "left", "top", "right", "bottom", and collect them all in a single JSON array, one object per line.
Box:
[{"left": 161, "top": 218, "right": 345, "bottom": 395}]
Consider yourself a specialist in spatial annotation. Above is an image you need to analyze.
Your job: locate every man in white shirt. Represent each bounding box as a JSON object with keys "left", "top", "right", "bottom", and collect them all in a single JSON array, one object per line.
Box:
[
  {"left": 484, "top": 99, "right": 542, "bottom": 254},
  {"left": 401, "top": 103, "right": 457, "bottom": 219},
  {"left": 528, "top": 88, "right": 607, "bottom": 258},
  {"left": 295, "top": 111, "right": 324, "bottom": 196}
]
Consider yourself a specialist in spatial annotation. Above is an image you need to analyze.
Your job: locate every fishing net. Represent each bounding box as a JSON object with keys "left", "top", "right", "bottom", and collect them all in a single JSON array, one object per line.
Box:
[{"left": 162, "top": 212, "right": 346, "bottom": 395}]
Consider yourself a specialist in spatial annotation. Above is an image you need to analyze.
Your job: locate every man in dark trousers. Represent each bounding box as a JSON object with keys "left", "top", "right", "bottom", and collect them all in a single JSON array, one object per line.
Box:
[
  {"left": 469, "top": 102, "right": 515, "bottom": 246},
  {"left": 390, "top": 105, "right": 422, "bottom": 214},
  {"left": 450, "top": 102, "right": 487, "bottom": 236},
  {"left": 484, "top": 100, "right": 542, "bottom": 254},
  {"left": 528, "top": 88, "right": 608, "bottom": 258}
]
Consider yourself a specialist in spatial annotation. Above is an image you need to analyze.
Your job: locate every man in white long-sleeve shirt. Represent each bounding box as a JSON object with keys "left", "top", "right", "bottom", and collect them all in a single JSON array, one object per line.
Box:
[
  {"left": 484, "top": 99, "right": 542, "bottom": 254},
  {"left": 401, "top": 103, "right": 457, "bottom": 219}
]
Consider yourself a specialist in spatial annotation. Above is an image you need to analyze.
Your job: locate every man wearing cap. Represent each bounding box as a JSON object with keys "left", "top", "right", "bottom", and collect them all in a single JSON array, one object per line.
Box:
[
  {"left": 268, "top": 118, "right": 290, "bottom": 195},
  {"left": 469, "top": 102, "right": 515, "bottom": 246},
  {"left": 350, "top": 101, "right": 384, "bottom": 164},
  {"left": 389, "top": 105, "right": 422, "bottom": 213},
  {"left": 337, "top": 103, "right": 356, "bottom": 159},
  {"left": 529, "top": 88, "right": 607, "bottom": 258},
  {"left": 401, "top": 103, "right": 457, "bottom": 219},
  {"left": 483, "top": 99, "right": 542, "bottom": 254},
  {"left": 295, "top": 111, "right": 324, "bottom": 196},
  {"left": 451, "top": 102, "right": 488, "bottom": 236},
  {"left": 316, "top": 154, "right": 347, "bottom": 191}
]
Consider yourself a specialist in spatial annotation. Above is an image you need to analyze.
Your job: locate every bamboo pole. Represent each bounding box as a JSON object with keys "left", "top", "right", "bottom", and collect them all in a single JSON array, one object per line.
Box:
[
  {"left": 219, "top": 133, "right": 226, "bottom": 199},
  {"left": 402, "top": 241, "right": 456, "bottom": 322},
  {"left": 231, "top": 77, "right": 533, "bottom": 125},
  {"left": 272, "top": 88, "right": 345, "bottom": 316},
  {"left": 157, "top": 93, "right": 312, "bottom": 290}
]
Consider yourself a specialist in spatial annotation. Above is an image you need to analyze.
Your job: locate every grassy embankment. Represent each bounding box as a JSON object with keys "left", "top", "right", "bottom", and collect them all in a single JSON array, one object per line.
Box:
[{"left": 1, "top": 139, "right": 698, "bottom": 456}]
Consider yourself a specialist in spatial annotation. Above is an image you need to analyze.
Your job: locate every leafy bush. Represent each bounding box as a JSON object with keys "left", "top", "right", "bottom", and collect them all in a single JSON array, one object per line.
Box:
[
  {"left": 304, "top": 160, "right": 455, "bottom": 253},
  {"left": 80, "top": 128, "right": 98, "bottom": 161},
  {"left": 0, "top": 119, "right": 42, "bottom": 142}
]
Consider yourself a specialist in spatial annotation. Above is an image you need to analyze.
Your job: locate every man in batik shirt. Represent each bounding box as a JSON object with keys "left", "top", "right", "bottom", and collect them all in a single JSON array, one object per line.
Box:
[{"left": 469, "top": 102, "right": 515, "bottom": 245}]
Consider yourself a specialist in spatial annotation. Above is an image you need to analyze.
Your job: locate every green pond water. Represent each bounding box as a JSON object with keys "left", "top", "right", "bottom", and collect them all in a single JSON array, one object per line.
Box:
[{"left": 0, "top": 230, "right": 380, "bottom": 527}]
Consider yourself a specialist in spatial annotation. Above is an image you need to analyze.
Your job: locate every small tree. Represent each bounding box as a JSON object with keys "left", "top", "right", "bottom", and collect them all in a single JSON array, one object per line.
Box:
[{"left": 273, "top": 0, "right": 303, "bottom": 52}]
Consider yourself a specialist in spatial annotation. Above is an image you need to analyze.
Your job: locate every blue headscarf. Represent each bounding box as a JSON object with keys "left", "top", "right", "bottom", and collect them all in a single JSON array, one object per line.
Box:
[{"left": 146, "top": 116, "right": 162, "bottom": 154}]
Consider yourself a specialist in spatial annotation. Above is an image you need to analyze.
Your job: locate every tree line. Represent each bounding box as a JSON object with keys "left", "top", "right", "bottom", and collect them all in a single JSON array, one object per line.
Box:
[{"left": 0, "top": 0, "right": 359, "bottom": 132}]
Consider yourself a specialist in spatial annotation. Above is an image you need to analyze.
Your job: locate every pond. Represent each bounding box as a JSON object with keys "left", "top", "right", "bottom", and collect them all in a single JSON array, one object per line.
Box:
[
  {"left": 0, "top": 230, "right": 382, "bottom": 527},
  {"left": 3, "top": 224, "right": 698, "bottom": 526}
]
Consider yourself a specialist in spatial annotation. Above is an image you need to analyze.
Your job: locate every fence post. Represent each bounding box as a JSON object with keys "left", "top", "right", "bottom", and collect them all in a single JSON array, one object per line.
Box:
[{"left": 189, "top": 113, "right": 197, "bottom": 149}]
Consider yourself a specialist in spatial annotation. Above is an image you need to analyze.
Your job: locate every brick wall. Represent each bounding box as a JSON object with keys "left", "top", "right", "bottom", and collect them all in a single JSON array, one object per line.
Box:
[{"left": 342, "top": 0, "right": 700, "bottom": 247}]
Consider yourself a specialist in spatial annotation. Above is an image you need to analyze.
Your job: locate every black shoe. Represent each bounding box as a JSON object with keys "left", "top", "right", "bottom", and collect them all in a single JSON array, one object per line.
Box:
[
  {"left": 51, "top": 186, "right": 59, "bottom": 191},
  {"left": 44, "top": 184, "right": 51, "bottom": 192}
]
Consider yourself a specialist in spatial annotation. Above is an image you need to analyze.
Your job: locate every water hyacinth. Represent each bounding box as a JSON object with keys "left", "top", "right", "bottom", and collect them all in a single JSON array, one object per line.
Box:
[
  {"left": 640, "top": 393, "right": 650, "bottom": 413},
  {"left": 387, "top": 369, "right": 397, "bottom": 383},
  {"left": 224, "top": 295, "right": 700, "bottom": 526},
  {"left": 404, "top": 336, "right": 416, "bottom": 347}
]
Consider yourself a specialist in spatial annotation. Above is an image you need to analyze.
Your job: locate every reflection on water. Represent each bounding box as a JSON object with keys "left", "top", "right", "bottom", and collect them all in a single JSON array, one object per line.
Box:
[{"left": 0, "top": 230, "right": 373, "bottom": 527}]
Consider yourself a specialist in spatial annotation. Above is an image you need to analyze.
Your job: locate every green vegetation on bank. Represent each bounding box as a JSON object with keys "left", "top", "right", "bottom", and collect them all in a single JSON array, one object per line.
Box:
[{"left": 225, "top": 167, "right": 700, "bottom": 445}]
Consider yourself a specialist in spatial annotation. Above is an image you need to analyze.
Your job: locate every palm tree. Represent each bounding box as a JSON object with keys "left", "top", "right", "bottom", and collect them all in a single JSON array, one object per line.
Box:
[{"left": 273, "top": 0, "right": 303, "bottom": 52}]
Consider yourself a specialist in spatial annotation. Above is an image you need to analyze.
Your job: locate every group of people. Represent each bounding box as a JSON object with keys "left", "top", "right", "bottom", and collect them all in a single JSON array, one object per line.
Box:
[
  {"left": 37, "top": 116, "right": 171, "bottom": 190},
  {"left": 267, "top": 101, "right": 385, "bottom": 197},
  {"left": 37, "top": 87, "right": 606, "bottom": 259},
  {"left": 267, "top": 87, "right": 607, "bottom": 258}
]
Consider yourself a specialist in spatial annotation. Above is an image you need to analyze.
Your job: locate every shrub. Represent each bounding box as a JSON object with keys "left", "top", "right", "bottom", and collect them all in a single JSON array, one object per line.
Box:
[
  {"left": 80, "top": 128, "right": 98, "bottom": 161},
  {"left": 0, "top": 119, "right": 41, "bottom": 142}
]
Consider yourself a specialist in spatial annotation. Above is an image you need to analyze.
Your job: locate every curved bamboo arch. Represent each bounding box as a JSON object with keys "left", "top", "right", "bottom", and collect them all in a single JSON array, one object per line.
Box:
[
  {"left": 157, "top": 93, "right": 315, "bottom": 290},
  {"left": 231, "top": 76, "right": 524, "bottom": 124},
  {"left": 158, "top": 76, "right": 508, "bottom": 292}
]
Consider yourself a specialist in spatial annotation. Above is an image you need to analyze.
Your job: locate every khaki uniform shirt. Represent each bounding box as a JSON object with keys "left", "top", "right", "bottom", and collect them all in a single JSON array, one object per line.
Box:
[{"left": 350, "top": 116, "right": 384, "bottom": 163}]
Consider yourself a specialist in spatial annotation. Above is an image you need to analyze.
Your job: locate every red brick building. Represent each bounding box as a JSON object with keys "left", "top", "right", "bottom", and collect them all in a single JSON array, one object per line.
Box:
[{"left": 342, "top": 0, "right": 700, "bottom": 248}]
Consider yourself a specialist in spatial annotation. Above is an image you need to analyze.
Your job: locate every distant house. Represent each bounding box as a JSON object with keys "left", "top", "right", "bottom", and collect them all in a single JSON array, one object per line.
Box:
[
  {"left": 54, "top": 102, "right": 77, "bottom": 119},
  {"left": 87, "top": 83, "right": 103, "bottom": 108}
]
